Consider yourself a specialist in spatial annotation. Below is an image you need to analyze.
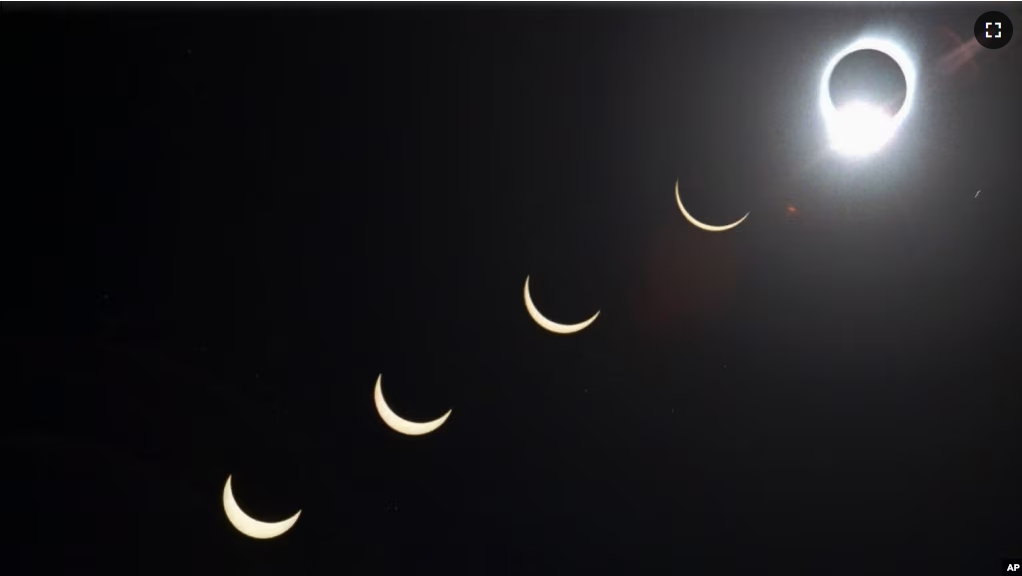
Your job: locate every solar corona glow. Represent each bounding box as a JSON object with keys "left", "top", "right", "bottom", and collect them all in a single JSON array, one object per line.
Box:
[
  {"left": 373, "top": 374, "right": 452, "bottom": 436},
  {"left": 222, "top": 475, "right": 301, "bottom": 539},
  {"left": 819, "top": 38, "right": 917, "bottom": 157},
  {"left": 523, "top": 275, "right": 600, "bottom": 334}
]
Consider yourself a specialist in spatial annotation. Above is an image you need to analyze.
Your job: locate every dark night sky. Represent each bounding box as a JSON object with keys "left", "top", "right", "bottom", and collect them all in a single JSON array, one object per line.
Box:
[{"left": 6, "top": 3, "right": 1021, "bottom": 574}]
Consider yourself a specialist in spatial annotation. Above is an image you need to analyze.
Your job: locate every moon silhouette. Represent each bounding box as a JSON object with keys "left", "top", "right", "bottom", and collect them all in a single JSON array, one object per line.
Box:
[
  {"left": 374, "top": 374, "right": 452, "bottom": 436},
  {"left": 674, "top": 181, "right": 749, "bottom": 232},
  {"left": 819, "top": 37, "right": 916, "bottom": 157},
  {"left": 222, "top": 475, "right": 301, "bottom": 540},
  {"left": 523, "top": 275, "right": 600, "bottom": 334}
]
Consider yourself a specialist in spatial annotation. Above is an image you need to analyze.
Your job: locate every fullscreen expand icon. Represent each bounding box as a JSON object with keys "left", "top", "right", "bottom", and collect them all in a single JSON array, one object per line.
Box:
[{"left": 975, "top": 11, "right": 1013, "bottom": 49}]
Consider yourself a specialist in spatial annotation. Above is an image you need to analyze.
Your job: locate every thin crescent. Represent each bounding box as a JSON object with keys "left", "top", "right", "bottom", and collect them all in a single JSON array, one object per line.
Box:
[
  {"left": 222, "top": 475, "right": 301, "bottom": 540},
  {"left": 374, "top": 374, "right": 451, "bottom": 436},
  {"left": 674, "top": 181, "right": 749, "bottom": 232},
  {"left": 523, "top": 275, "right": 600, "bottom": 335}
]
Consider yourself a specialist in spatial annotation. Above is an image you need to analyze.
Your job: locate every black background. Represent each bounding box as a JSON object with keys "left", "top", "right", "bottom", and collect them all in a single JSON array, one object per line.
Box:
[{"left": 6, "top": 3, "right": 1021, "bottom": 574}]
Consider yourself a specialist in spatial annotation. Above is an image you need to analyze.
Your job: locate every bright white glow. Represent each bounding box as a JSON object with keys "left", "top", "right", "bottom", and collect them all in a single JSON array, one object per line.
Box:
[
  {"left": 819, "top": 37, "right": 916, "bottom": 157},
  {"left": 828, "top": 101, "right": 896, "bottom": 157}
]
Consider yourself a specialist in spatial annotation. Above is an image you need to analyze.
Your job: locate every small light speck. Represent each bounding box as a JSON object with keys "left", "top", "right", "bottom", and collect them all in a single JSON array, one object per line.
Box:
[{"left": 975, "top": 190, "right": 981, "bottom": 198}]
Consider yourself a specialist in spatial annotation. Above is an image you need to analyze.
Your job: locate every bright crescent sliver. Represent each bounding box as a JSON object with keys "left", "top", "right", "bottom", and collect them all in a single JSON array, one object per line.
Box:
[
  {"left": 374, "top": 375, "right": 452, "bottom": 436},
  {"left": 222, "top": 475, "right": 301, "bottom": 540},
  {"left": 523, "top": 275, "right": 600, "bottom": 335},
  {"left": 674, "top": 181, "right": 749, "bottom": 232}
]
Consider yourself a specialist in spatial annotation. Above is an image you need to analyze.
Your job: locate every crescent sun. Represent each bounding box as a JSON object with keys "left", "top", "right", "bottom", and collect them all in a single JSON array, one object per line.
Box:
[
  {"left": 523, "top": 275, "right": 600, "bottom": 335},
  {"left": 222, "top": 475, "right": 301, "bottom": 540},
  {"left": 374, "top": 374, "right": 452, "bottom": 436},
  {"left": 674, "top": 181, "right": 749, "bottom": 232}
]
